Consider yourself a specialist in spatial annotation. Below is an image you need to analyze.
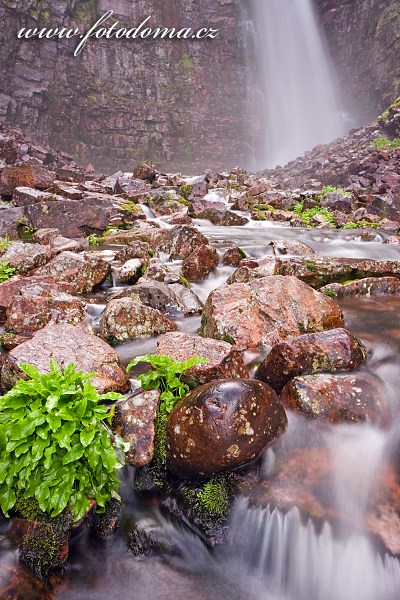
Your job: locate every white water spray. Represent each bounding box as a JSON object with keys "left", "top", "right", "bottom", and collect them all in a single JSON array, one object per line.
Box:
[{"left": 251, "top": 0, "right": 348, "bottom": 168}]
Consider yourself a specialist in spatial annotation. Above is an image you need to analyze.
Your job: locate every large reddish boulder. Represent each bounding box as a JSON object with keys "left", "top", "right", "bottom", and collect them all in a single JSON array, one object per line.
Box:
[
  {"left": 167, "top": 379, "right": 287, "bottom": 478},
  {"left": 256, "top": 328, "right": 368, "bottom": 392},
  {"left": 6, "top": 284, "right": 86, "bottom": 334},
  {"left": 1, "top": 323, "right": 130, "bottom": 394},
  {"left": 182, "top": 244, "right": 219, "bottom": 281},
  {"left": 0, "top": 165, "right": 55, "bottom": 195},
  {"left": 156, "top": 332, "right": 249, "bottom": 387},
  {"left": 34, "top": 251, "right": 110, "bottom": 292},
  {"left": 155, "top": 225, "right": 208, "bottom": 260},
  {"left": 200, "top": 276, "right": 344, "bottom": 350},
  {"left": 0, "top": 275, "right": 75, "bottom": 317},
  {"left": 100, "top": 297, "right": 177, "bottom": 345},
  {"left": 280, "top": 372, "right": 388, "bottom": 424},
  {"left": 112, "top": 389, "right": 160, "bottom": 467}
]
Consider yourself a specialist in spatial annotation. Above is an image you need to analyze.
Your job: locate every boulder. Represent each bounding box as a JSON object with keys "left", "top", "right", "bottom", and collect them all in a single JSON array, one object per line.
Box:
[
  {"left": 321, "top": 277, "right": 400, "bottom": 298},
  {"left": 100, "top": 297, "right": 177, "bottom": 345},
  {"left": 320, "top": 192, "right": 356, "bottom": 214},
  {"left": 103, "top": 221, "right": 160, "bottom": 245},
  {"left": 182, "top": 244, "right": 219, "bottom": 282},
  {"left": 0, "top": 275, "right": 75, "bottom": 318},
  {"left": 0, "top": 206, "right": 25, "bottom": 239},
  {"left": 34, "top": 251, "right": 110, "bottom": 292},
  {"left": 226, "top": 257, "right": 281, "bottom": 284},
  {"left": 50, "top": 236, "right": 84, "bottom": 254},
  {"left": 255, "top": 328, "right": 367, "bottom": 392},
  {"left": 2, "top": 242, "right": 54, "bottom": 275},
  {"left": 188, "top": 200, "right": 248, "bottom": 226},
  {"left": 280, "top": 372, "right": 388, "bottom": 424},
  {"left": 33, "top": 227, "right": 61, "bottom": 244},
  {"left": 222, "top": 246, "right": 247, "bottom": 266},
  {"left": 112, "top": 389, "right": 160, "bottom": 467},
  {"left": 200, "top": 276, "right": 344, "bottom": 350},
  {"left": 1, "top": 323, "right": 130, "bottom": 393},
  {"left": 12, "top": 186, "right": 55, "bottom": 206},
  {"left": 114, "top": 280, "right": 203, "bottom": 315},
  {"left": 268, "top": 240, "right": 316, "bottom": 256},
  {"left": 6, "top": 284, "right": 86, "bottom": 334},
  {"left": 278, "top": 257, "right": 400, "bottom": 288},
  {"left": 156, "top": 332, "right": 249, "bottom": 387},
  {"left": 132, "top": 162, "right": 157, "bottom": 182},
  {"left": 114, "top": 241, "right": 152, "bottom": 263},
  {"left": 155, "top": 225, "right": 208, "bottom": 260},
  {"left": 167, "top": 379, "right": 287, "bottom": 477},
  {"left": 146, "top": 190, "right": 188, "bottom": 217},
  {"left": 0, "top": 165, "right": 55, "bottom": 195},
  {"left": 111, "top": 258, "right": 144, "bottom": 285}
]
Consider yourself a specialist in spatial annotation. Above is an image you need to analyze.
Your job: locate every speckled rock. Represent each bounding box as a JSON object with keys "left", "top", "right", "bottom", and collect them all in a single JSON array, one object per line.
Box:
[
  {"left": 226, "top": 257, "right": 282, "bottom": 284},
  {"left": 33, "top": 227, "right": 61, "bottom": 244},
  {"left": 222, "top": 246, "right": 247, "bottom": 266},
  {"left": 167, "top": 379, "right": 287, "bottom": 478},
  {"left": 188, "top": 200, "right": 248, "bottom": 226},
  {"left": 50, "top": 236, "right": 84, "bottom": 254},
  {"left": 268, "top": 240, "right": 316, "bottom": 256},
  {"left": 111, "top": 258, "right": 144, "bottom": 285},
  {"left": 0, "top": 206, "right": 25, "bottom": 239},
  {"left": 255, "top": 328, "right": 368, "bottom": 392},
  {"left": 1, "top": 323, "right": 130, "bottom": 394},
  {"left": 2, "top": 242, "right": 54, "bottom": 275},
  {"left": 132, "top": 162, "right": 158, "bottom": 182},
  {"left": 321, "top": 277, "right": 400, "bottom": 298},
  {"left": 182, "top": 244, "right": 219, "bottom": 282},
  {"left": 103, "top": 221, "right": 160, "bottom": 245},
  {"left": 156, "top": 332, "right": 249, "bottom": 388},
  {"left": 280, "top": 372, "right": 388, "bottom": 424},
  {"left": 200, "top": 276, "right": 344, "bottom": 350},
  {"left": 13, "top": 187, "right": 55, "bottom": 207},
  {"left": 100, "top": 297, "right": 177, "bottom": 345},
  {"left": 34, "top": 251, "right": 110, "bottom": 292},
  {"left": 6, "top": 284, "right": 86, "bottom": 334},
  {"left": 155, "top": 225, "right": 208, "bottom": 260},
  {"left": 114, "top": 280, "right": 203, "bottom": 315},
  {"left": 278, "top": 257, "right": 400, "bottom": 288},
  {"left": 0, "top": 165, "right": 55, "bottom": 195},
  {"left": 146, "top": 190, "right": 188, "bottom": 217},
  {"left": 112, "top": 389, "right": 160, "bottom": 467},
  {"left": 114, "top": 241, "right": 152, "bottom": 264},
  {"left": 0, "top": 275, "right": 75, "bottom": 318}
]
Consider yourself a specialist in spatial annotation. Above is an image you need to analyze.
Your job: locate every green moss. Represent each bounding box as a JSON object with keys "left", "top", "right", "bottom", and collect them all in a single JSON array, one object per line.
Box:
[
  {"left": 305, "top": 260, "right": 316, "bottom": 269},
  {"left": 293, "top": 201, "right": 336, "bottom": 227},
  {"left": 180, "top": 184, "right": 193, "bottom": 199},
  {"left": 323, "top": 289, "right": 338, "bottom": 298},
  {"left": 179, "top": 54, "right": 193, "bottom": 69},
  {"left": 373, "top": 136, "right": 400, "bottom": 150},
  {"left": 14, "top": 494, "right": 44, "bottom": 521},
  {"left": 222, "top": 334, "right": 235, "bottom": 345},
  {"left": 154, "top": 411, "right": 168, "bottom": 467},
  {"left": 342, "top": 220, "right": 379, "bottom": 229},
  {"left": 120, "top": 200, "right": 142, "bottom": 214},
  {"left": 20, "top": 523, "right": 61, "bottom": 575},
  {"left": 238, "top": 247, "right": 247, "bottom": 258},
  {"left": 197, "top": 479, "right": 229, "bottom": 517}
]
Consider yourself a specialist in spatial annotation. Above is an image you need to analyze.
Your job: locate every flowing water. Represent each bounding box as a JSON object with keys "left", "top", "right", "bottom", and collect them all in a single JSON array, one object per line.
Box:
[{"left": 249, "top": 0, "right": 348, "bottom": 169}]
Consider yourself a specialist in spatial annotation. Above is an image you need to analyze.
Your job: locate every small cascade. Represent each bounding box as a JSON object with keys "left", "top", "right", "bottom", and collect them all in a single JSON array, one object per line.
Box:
[{"left": 250, "top": 0, "right": 348, "bottom": 169}]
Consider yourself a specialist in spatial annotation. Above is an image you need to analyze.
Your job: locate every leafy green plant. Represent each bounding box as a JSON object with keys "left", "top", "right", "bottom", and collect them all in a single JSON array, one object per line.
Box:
[
  {"left": 0, "top": 261, "right": 16, "bottom": 283},
  {"left": 126, "top": 354, "right": 209, "bottom": 415},
  {"left": 0, "top": 235, "right": 13, "bottom": 253},
  {"left": 0, "top": 361, "right": 127, "bottom": 522},
  {"left": 88, "top": 233, "right": 100, "bottom": 246},
  {"left": 319, "top": 185, "right": 348, "bottom": 197},
  {"left": 293, "top": 202, "right": 336, "bottom": 227}
]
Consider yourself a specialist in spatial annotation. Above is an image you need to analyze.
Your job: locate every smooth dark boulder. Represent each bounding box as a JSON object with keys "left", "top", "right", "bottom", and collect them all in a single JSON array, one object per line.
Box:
[{"left": 167, "top": 379, "right": 287, "bottom": 477}]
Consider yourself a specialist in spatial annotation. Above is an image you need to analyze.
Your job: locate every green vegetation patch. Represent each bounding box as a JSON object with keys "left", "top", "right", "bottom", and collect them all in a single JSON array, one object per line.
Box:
[{"left": 0, "top": 262, "right": 16, "bottom": 283}]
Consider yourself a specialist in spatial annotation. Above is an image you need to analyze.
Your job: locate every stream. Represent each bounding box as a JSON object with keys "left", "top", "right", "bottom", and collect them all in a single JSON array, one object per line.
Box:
[{"left": 2, "top": 212, "right": 400, "bottom": 599}]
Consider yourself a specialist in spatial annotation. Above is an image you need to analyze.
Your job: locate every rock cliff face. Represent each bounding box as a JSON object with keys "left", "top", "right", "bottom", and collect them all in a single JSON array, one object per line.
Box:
[
  {"left": 0, "top": 0, "right": 398, "bottom": 173},
  {"left": 316, "top": 0, "right": 400, "bottom": 120}
]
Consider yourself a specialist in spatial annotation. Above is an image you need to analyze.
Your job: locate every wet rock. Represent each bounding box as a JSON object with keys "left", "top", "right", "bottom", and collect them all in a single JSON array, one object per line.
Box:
[
  {"left": 132, "top": 162, "right": 158, "bottom": 182},
  {"left": 112, "top": 258, "right": 144, "bottom": 284},
  {"left": 114, "top": 280, "right": 203, "bottom": 315},
  {"left": 384, "top": 235, "right": 400, "bottom": 245},
  {"left": 278, "top": 257, "right": 400, "bottom": 288},
  {"left": 10, "top": 517, "right": 71, "bottom": 575},
  {"left": 53, "top": 180, "right": 83, "bottom": 200},
  {"left": 0, "top": 562, "right": 53, "bottom": 600},
  {"left": 33, "top": 227, "right": 61, "bottom": 244},
  {"left": 200, "top": 276, "right": 344, "bottom": 350},
  {"left": 280, "top": 372, "right": 388, "bottom": 424},
  {"left": 222, "top": 246, "right": 247, "bottom": 266},
  {"left": 226, "top": 257, "right": 282, "bottom": 284},
  {"left": 34, "top": 251, "right": 110, "bottom": 292},
  {"left": 321, "top": 277, "right": 400, "bottom": 298},
  {"left": 155, "top": 225, "right": 208, "bottom": 260},
  {"left": 268, "top": 240, "right": 316, "bottom": 256},
  {"left": 143, "top": 259, "right": 181, "bottom": 283},
  {"left": 50, "top": 236, "right": 84, "bottom": 254},
  {"left": 156, "top": 332, "right": 249, "bottom": 387},
  {"left": 167, "top": 379, "right": 287, "bottom": 478},
  {"left": 255, "top": 328, "right": 368, "bottom": 392},
  {"left": 1, "top": 323, "right": 130, "bottom": 393},
  {"left": 12, "top": 186, "right": 55, "bottom": 207},
  {"left": 100, "top": 297, "right": 177, "bottom": 345},
  {"left": 112, "top": 389, "right": 160, "bottom": 467},
  {"left": 320, "top": 192, "right": 356, "bottom": 214},
  {"left": 0, "top": 165, "right": 55, "bottom": 195},
  {"left": 146, "top": 190, "right": 188, "bottom": 217},
  {"left": 6, "top": 284, "right": 86, "bottom": 334},
  {"left": 0, "top": 206, "right": 25, "bottom": 239},
  {"left": 114, "top": 241, "right": 152, "bottom": 264},
  {"left": 188, "top": 200, "right": 248, "bottom": 226},
  {"left": 103, "top": 221, "right": 160, "bottom": 245},
  {"left": 161, "top": 213, "right": 193, "bottom": 226},
  {"left": 182, "top": 244, "right": 219, "bottom": 282},
  {"left": 2, "top": 242, "right": 54, "bottom": 275},
  {"left": 0, "top": 275, "right": 76, "bottom": 318},
  {"left": 92, "top": 498, "right": 121, "bottom": 540}
]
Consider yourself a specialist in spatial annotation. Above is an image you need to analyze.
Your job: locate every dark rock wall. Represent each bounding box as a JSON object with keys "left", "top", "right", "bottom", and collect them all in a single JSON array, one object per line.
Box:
[
  {"left": 0, "top": 0, "right": 252, "bottom": 173},
  {"left": 317, "top": 0, "right": 400, "bottom": 121},
  {"left": 0, "top": 0, "right": 398, "bottom": 173}
]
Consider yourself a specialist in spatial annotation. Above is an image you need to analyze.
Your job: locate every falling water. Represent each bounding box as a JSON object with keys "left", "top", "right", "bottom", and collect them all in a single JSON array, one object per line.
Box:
[{"left": 250, "top": 0, "right": 348, "bottom": 169}]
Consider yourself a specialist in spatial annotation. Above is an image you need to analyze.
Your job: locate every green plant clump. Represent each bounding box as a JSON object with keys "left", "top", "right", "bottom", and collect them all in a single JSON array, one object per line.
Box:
[
  {"left": 180, "top": 184, "right": 193, "bottom": 199},
  {"left": 0, "top": 261, "right": 16, "bottom": 283},
  {"left": 293, "top": 202, "right": 336, "bottom": 227},
  {"left": 88, "top": 233, "right": 100, "bottom": 246},
  {"left": 342, "top": 220, "right": 379, "bottom": 229},
  {"left": 373, "top": 136, "right": 400, "bottom": 151},
  {"left": 0, "top": 235, "right": 13, "bottom": 253},
  {"left": 197, "top": 479, "right": 230, "bottom": 517},
  {"left": 0, "top": 361, "right": 127, "bottom": 522},
  {"left": 319, "top": 185, "right": 348, "bottom": 197}
]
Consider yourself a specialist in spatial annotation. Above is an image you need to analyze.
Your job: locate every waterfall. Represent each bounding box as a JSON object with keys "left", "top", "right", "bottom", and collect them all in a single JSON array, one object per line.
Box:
[{"left": 250, "top": 0, "right": 348, "bottom": 169}]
